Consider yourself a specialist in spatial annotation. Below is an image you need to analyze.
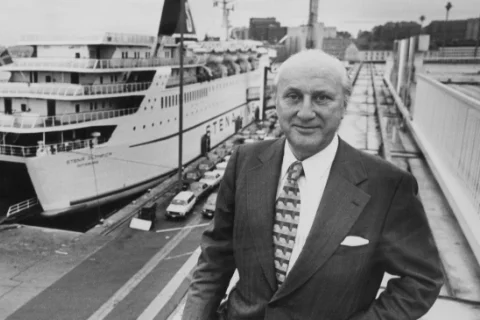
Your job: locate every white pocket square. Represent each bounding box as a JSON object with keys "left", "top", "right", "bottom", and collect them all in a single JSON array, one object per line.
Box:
[{"left": 340, "top": 236, "right": 369, "bottom": 247}]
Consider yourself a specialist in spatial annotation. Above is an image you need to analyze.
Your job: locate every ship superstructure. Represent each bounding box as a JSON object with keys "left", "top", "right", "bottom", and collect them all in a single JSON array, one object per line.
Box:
[{"left": 0, "top": 28, "right": 268, "bottom": 216}]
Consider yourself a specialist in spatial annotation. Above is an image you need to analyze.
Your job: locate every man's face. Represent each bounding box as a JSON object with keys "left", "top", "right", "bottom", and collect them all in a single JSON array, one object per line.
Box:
[{"left": 275, "top": 64, "right": 346, "bottom": 160}]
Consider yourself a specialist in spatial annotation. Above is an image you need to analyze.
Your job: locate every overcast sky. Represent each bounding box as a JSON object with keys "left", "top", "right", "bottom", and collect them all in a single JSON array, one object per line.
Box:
[{"left": 0, "top": 0, "right": 478, "bottom": 46}]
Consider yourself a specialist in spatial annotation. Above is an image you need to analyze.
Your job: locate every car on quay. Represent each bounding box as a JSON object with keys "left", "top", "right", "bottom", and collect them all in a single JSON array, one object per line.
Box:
[
  {"left": 202, "top": 192, "right": 218, "bottom": 218},
  {"left": 165, "top": 191, "right": 197, "bottom": 219},
  {"left": 189, "top": 181, "right": 211, "bottom": 200},
  {"left": 199, "top": 170, "right": 224, "bottom": 188},
  {"left": 197, "top": 158, "right": 216, "bottom": 173}
]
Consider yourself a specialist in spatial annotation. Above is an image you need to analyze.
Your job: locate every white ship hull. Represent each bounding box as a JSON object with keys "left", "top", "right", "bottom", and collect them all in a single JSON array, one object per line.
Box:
[{"left": 23, "top": 69, "right": 263, "bottom": 216}]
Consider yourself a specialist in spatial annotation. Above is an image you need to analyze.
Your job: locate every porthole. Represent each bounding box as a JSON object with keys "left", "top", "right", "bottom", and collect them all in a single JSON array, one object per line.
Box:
[{"left": 133, "top": 127, "right": 136, "bottom": 131}]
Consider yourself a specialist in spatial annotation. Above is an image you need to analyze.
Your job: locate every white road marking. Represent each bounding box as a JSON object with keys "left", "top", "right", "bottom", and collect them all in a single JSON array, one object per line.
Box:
[
  {"left": 86, "top": 215, "right": 203, "bottom": 320},
  {"left": 155, "top": 222, "right": 210, "bottom": 234},
  {"left": 136, "top": 248, "right": 202, "bottom": 320}
]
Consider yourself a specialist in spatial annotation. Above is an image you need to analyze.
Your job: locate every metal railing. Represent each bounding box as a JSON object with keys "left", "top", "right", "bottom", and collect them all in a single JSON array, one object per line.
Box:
[
  {"left": 9, "top": 56, "right": 207, "bottom": 70},
  {"left": 20, "top": 32, "right": 156, "bottom": 46},
  {"left": 0, "top": 81, "right": 151, "bottom": 97},
  {"left": 0, "top": 137, "right": 107, "bottom": 158},
  {"left": 6, "top": 198, "right": 39, "bottom": 217},
  {"left": 0, "top": 107, "right": 137, "bottom": 129},
  {"left": 413, "top": 74, "right": 480, "bottom": 214}
]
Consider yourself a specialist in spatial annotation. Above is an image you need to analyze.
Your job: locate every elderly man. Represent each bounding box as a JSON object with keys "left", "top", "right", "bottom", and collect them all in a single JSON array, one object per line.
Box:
[{"left": 182, "top": 50, "right": 444, "bottom": 320}]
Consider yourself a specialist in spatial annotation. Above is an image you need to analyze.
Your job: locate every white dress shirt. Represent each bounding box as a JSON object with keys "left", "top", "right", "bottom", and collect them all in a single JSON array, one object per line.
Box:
[{"left": 276, "top": 135, "right": 339, "bottom": 275}]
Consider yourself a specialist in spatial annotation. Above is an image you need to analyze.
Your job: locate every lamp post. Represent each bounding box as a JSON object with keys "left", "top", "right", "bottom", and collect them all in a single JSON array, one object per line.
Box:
[
  {"left": 443, "top": 2, "right": 452, "bottom": 56},
  {"left": 419, "top": 15, "right": 425, "bottom": 34}
]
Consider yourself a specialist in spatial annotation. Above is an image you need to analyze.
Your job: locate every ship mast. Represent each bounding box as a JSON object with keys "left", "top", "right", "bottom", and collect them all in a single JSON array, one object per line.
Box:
[{"left": 213, "top": 0, "right": 235, "bottom": 41}]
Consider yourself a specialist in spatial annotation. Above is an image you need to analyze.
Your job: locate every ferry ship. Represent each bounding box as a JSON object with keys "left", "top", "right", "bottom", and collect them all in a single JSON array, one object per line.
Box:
[{"left": 0, "top": 2, "right": 268, "bottom": 217}]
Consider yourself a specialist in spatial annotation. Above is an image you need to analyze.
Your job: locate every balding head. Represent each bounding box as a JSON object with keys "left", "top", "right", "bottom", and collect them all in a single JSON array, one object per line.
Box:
[
  {"left": 273, "top": 49, "right": 351, "bottom": 160},
  {"left": 273, "top": 50, "right": 352, "bottom": 107}
]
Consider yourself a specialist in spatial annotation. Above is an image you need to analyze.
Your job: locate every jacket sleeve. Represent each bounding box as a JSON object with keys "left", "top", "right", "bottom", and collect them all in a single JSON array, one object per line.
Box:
[
  {"left": 182, "top": 146, "right": 240, "bottom": 320},
  {"left": 349, "top": 173, "right": 445, "bottom": 320}
]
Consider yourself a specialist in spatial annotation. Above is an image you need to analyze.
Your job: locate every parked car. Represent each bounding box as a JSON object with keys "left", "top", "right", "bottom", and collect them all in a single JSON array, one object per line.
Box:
[
  {"left": 222, "top": 155, "right": 231, "bottom": 163},
  {"left": 198, "top": 158, "right": 216, "bottom": 172},
  {"left": 183, "top": 169, "right": 202, "bottom": 182},
  {"left": 202, "top": 192, "right": 218, "bottom": 218},
  {"left": 199, "top": 170, "right": 224, "bottom": 187},
  {"left": 216, "top": 161, "right": 228, "bottom": 171},
  {"left": 165, "top": 191, "right": 196, "bottom": 218},
  {"left": 189, "top": 181, "right": 211, "bottom": 200}
]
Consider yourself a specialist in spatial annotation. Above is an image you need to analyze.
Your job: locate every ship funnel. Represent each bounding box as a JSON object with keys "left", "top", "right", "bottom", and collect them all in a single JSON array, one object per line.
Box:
[{"left": 158, "top": 0, "right": 198, "bottom": 41}]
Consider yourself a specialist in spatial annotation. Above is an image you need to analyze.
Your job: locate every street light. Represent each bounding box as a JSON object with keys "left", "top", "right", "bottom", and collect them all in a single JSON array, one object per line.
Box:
[
  {"left": 443, "top": 2, "right": 453, "bottom": 56},
  {"left": 419, "top": 15, "right": 425, "bottom": 34}
]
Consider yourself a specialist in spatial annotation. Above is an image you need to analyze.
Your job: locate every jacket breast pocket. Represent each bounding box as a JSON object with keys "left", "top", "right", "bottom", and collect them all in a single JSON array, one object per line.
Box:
[{"left": 333, "top": 243, "right": 372, "bottom": 258}]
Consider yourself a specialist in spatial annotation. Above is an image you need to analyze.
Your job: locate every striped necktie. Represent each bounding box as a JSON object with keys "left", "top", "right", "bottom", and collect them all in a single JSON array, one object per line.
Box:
[{"left": 273, "top": 161, "right": 303, "bottom": 288}]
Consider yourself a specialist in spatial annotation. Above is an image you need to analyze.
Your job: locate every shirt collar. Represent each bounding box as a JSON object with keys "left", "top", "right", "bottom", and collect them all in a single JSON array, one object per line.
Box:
[{"left": 282, "top": 135, "right": 339, "bottom": 181}]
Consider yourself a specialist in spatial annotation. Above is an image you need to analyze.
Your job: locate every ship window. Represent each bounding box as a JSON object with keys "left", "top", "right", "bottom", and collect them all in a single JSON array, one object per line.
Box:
[
  {"left": 90, "top": 102, "right": 94, "bottom": 110},
  {"left": 95, "top": 102, "right": 98, "bottom": 110},
  {"left": 75, "top": 104, "right": 80, "bottom": 113},
  {"left": 175, "top": 95, "right": 178, "bottom": 105},
  {"left": 143, "top": 125, "right": 146, "bottom": 129},
  {"left": 21, "top": 104, "right": 27, "bottom": 112},
  {"left": 168, "top": 96, "right": 171, "bottom": 107},
  {"left": 161, "top": 97, "right": 164, "bottom": 108},
  {"left": 133, "top": 127, "right": 136, "bottom": 131},
  {"left": 110, "top": 75, "right": 114, "bottom": 83}
]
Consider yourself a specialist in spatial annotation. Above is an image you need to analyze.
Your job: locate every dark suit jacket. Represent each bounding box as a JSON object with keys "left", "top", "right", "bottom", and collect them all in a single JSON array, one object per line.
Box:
[{"left": 183, "top": 137, "right": 444, "bottom": 320}]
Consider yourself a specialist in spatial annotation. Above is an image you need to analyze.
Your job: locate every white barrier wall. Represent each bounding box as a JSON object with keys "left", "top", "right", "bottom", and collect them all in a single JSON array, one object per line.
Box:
[
  {"left": 414, "top": 74, "right": 480, "bottom": 215},
  {"left": 388, "top": 71, "right": 480, "bottom": 265}
]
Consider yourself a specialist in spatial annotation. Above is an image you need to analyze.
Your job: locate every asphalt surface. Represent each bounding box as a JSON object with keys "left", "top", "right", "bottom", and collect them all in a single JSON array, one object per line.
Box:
[{"left": 6, "top": 193, "right": 212, "bottom": 320}]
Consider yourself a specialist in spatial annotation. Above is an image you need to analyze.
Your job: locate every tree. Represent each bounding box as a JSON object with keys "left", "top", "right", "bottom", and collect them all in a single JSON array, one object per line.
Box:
[{"left": 337, "top": 31, "right": 352, "bottom": 39}]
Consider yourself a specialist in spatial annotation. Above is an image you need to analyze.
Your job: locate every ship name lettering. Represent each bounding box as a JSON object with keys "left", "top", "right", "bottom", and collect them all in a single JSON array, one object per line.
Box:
[{"left": 66, "top": 157, "right": 85, "bottom": 165}]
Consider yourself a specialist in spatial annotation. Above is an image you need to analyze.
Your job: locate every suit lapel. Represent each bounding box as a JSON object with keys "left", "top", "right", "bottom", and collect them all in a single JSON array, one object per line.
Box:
[
  {"left": 246, "top": 137, "right": 285, "bottom": 292},
  {"left": 271, "top": 139, "right": 371, "bottom": 302}
]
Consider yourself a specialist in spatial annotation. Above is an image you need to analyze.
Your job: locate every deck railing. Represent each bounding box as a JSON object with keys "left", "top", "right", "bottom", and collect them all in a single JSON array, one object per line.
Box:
[
  {"left": 6, "top": 198, "right": 39, "bottom": 217},
  {"left": 413, "top": 74, "right": 480, "bottom": 214},
  {"left": 0, "top": 137, "right": 107, "bottom": 158},
  {"left": 0, "top": 107, "right": 137, "bottom": 129},
  {"left": 10, "top": 56, "right": 206, "bottom": 70},
  {"left": 0, "top": 81, "right": 151, "bottom": 97}
]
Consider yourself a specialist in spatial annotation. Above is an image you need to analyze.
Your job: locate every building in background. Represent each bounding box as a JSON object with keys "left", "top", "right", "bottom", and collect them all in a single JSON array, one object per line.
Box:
[
  {"left": 249, "top": 17, "right": 287, "bottom": 44},
  {"left": 324, "top": 27, "right": 337, "bottom": 39},
  {"left": 423, "top": 17, "right": 480, "bottom": 47},
  {"left": 322, "top": 38, "right": 355, "bottom": 60},
  {"left": 274, "top": 22, "right": 325, "bottom": 62},
  {"left": 231, "top": 27, "right": 249, "bottom": 40}
]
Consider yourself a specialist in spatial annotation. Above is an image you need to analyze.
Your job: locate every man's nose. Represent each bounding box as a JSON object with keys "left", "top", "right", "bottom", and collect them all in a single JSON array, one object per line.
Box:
[{"left": 297, "top": 95, "right": 315, "bottom": 120}]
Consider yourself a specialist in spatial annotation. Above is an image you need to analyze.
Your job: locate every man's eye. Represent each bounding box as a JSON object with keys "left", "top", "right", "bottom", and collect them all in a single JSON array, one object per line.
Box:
[
  {"left": 314, "top": 95, "right": 329, "bottom": 102},
  {"left": 286, "top": 93, "right": 299, "bottom": 100}
]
